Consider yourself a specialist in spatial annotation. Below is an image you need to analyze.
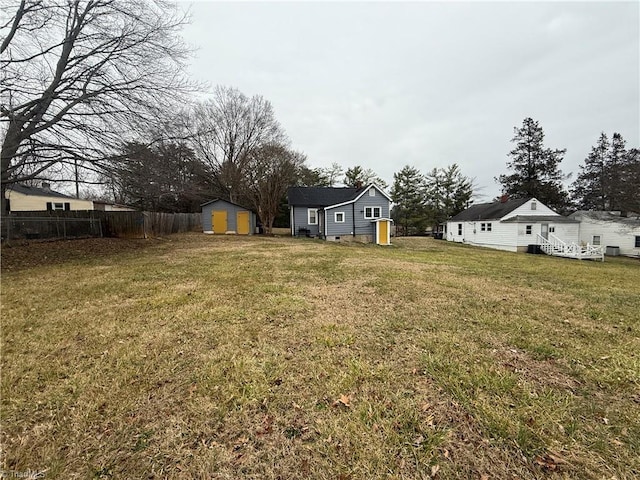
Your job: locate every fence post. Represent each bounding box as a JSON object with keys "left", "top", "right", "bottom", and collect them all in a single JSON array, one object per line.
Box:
[
  {"left": 63, "top": 217, "right": 67, "bottom": 239},
  {"left": 7, "top": 215, "right": 12, "bottom": 245}
]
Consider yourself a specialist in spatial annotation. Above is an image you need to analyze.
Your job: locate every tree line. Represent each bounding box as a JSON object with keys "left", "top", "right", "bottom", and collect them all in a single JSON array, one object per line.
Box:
[
  {"left": 2, "top": 2, "right": 637, "bottom": 235},
  {"left": 497, "top": 117, "right": 639, "bottom": 214}
]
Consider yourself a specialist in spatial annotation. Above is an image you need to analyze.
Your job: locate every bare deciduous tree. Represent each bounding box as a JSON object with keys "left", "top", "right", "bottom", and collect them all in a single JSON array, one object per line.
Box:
[
  {"left": 190, "top": 86, "right": 285, "bottom": 203},
  {"left": 1, "top": 0, "right": 195, "bottom": 212},
  {"left": 244, "top": 143, "right": 306, "bottom": 235}
]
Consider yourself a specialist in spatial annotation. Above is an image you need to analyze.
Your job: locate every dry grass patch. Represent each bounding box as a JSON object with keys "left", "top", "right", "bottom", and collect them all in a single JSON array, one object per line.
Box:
[{"left": 1, "top": 233, "right": 639, "bottom": 479}]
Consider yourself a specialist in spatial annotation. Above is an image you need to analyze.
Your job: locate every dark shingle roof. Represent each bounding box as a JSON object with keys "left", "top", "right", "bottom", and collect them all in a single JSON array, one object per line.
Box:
[
  {"left": 450, "top": 197, "right": 531, "bottom": 221},
  {"left": 11, "top": 184, "right": 73, "bottom": 199},
  {"left": 287, "top": 187, "right": 363, "bottom": 207}
]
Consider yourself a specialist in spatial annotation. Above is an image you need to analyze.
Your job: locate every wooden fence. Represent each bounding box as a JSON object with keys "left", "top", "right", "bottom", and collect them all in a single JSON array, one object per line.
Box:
[{"left": 1, "top": 210, "right": 201, "bottom": 241}]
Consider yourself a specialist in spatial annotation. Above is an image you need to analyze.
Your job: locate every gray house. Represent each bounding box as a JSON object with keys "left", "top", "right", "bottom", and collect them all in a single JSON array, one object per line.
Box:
[
  {"left": 287, "top": 184, "right": 393, "bottom": 244},
  {"left": 201, "top": 199, "right": 256, "bottom": 235}
]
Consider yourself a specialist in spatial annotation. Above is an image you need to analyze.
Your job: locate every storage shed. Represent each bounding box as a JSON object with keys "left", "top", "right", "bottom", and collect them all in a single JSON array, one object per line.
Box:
[{"left": 201, "top": 199, "right": 257, "bottom": 235}]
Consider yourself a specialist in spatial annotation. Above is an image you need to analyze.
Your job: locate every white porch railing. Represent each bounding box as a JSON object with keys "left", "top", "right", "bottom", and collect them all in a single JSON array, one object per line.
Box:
[{"left": 536, "top": 233, "right": 604, "bottom": 261}]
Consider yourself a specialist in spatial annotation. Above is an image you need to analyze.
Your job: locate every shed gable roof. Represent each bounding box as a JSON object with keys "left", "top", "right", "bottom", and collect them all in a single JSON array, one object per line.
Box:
[
  {"left": 200, "top": 198, "right": 255, "bottom": 213},
  {"left": 450, "top": 197, "right": 531, "bottom": 221}
]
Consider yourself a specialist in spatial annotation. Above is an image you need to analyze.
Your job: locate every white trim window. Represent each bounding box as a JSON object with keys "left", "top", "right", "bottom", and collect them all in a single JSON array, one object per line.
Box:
[
  {"left": 486, "top": 222, "right": 492, "bottom": 232},
  {"left": 364, "top": 206, "right": 382, "bottom": 219},
  {"left": 525, "top": 225, "right": 532, "bottom": 235},
  {"left": 308, "top": 208, "right": 318, "bottom": 225},
  {"left": 592, "top": 235, "right": 601, "bottom": 246},
  {"left": 334, "top": 212, "right": 345, "bottom": 223},
  {"left": 481, "top": 223, "right": 486, "bottom": 232},
  {"left": 531, "top": 201, "right": 537, "bottom": 210},
  {"left": 369, "top": 187, "right": 376, "bottom": 197},
  {"left": 457, "top": 223, "right": 462, "bottom": 236}
]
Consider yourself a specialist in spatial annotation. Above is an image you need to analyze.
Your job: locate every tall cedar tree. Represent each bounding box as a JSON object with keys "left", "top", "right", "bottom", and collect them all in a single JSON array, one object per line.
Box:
[
  {"left": 390, "top": 166, "right": 429, "bottom": 236},
  {"left": 497, "top": 118, "right": 568, "bottom": 211}
]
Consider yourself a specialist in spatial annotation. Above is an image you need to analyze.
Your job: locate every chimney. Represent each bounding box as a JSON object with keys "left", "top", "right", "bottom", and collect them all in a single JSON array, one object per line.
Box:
[
  {"left": 42, "top": 182, "right": 51, "bottom": 191},
  {"left": 499, "top": 194, "right": 509, "bottom": 203}
]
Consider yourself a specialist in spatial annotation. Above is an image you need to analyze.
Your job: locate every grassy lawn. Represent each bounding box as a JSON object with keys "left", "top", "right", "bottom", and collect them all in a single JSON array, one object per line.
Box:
[{"left": 1, "top": 234, "right": 639, "bottom": 479}]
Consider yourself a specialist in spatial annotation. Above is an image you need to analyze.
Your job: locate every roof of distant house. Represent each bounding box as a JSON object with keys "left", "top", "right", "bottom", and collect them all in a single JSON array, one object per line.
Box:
[
  {"left": 449, "top": 197, "right": 531, "bottom": 221},
  {"left": 10, "top": 184, "right": 73, "bottom": 199},
  {"left": 570, "top": 210, "right": 640, "bottom": 227}
]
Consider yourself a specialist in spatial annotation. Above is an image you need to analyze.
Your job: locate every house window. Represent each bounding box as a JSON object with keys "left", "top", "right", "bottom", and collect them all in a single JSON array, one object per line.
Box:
[
  {"left": 549, "top": 226, "right": 555, "bottom": 233},
  {"left": 364, "top": 207, "right": 381, "bottom": 219},
  {"left": 481, "top": 223, "right": 486, "bottom": 232},
  {"left": 53, "top": 202, "right": 65, "bottom": 210},
  {"left": 635, "top": 236, "right": 640, "bottom": 248},
  {"left": 308, "top": 208, "right": 318, "bottom": 225},
  {"left": 458, "top": 223, "right": 462, "bottom": 236},
  {"left": 369, "top": 187, "right": 376, "bottom": 197},
  {"left": 334, "top": 212, "right": 345, "bottom": 223},
  {"left": 525, "top": 225, "right": 532, "bottom": 235},
  {"left": 531, "top": 201, "right": 537, "bottom": 210},
  {"left": 592, "top": 235, "right": 601, "bottom": 246},
  {"left": 486, "top": 223, "right": 492, "bottom": 232}
]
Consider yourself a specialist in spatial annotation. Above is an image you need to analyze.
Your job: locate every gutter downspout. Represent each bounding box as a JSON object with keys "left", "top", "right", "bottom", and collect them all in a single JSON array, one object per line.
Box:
[
  {"left": 324, "top": 209, "right": 327, "bottom": 239},
  {"left": 291, "top": 206, "right": 295, "bottom": 236},
  {"left": 352, "top": 203, "right": 356, "bottom": 237}
]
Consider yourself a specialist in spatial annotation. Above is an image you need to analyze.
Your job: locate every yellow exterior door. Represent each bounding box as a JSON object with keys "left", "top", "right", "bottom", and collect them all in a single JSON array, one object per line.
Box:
[
  {"left": 212, "top": 210, "right": 227, "bottom": 234},
  {"left": 237, "top": 211, "right": 250, "bottom": 235},
  {"left": 379, "top": 220, "right": 389, "bottom": 245}
]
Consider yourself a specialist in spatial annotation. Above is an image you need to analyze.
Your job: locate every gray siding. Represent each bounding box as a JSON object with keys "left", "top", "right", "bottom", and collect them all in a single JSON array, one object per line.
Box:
[
  {"left": 324, "top": 205, "right": 355, "bottom": 237},
  {"left": 201, "top": 200, "right": 255, "bottom": 233},
  {"left": 291, "top": 205, "right": 321, "bottom": 236},
  {"left": 324, "top": 187, "right": 391, "bottom": 237}
]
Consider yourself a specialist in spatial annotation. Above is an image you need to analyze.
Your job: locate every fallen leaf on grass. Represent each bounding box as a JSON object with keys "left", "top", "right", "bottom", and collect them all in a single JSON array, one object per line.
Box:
[
  {"left": 333, "top": 394, "right": 352, "bottom": 408},
  {"left": 430, "top": 464, "right": 440, "bottom": 477},
  {"left": 535, "top": 452, "right": 567, "bottom": 471}
]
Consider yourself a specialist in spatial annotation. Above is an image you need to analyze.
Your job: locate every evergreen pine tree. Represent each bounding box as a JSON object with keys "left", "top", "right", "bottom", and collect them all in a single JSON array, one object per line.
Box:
[
  {"left": 390, "top": 166, "right": 428, "bottom": 235},
  {"left": 571, "top": 133, "right": 610, "bottom": 210},
  {"left": 497, "top": 117, "right": 568, "bottom": 211}
]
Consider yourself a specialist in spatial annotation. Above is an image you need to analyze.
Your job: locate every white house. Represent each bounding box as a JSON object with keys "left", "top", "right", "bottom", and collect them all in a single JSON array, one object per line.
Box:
[
  {"left": 446, "top": 197, "right": 581, "bottom": 253},
  {"left": 569, "top": 211, "right": 640, "bottom": 257},
  {"left": 5, "top": 183, "right": 94, "bottom": 212}
]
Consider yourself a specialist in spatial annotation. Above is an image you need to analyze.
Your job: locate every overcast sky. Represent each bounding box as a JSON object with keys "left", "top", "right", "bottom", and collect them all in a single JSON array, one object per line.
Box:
[{"left": 179, "top": 1, "right": 639, "bottom": 201}]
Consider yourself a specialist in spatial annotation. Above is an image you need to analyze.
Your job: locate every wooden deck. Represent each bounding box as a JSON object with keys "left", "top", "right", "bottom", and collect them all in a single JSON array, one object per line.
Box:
[{"left": 536, "top": 233, "right": 604, "bottom": 261}]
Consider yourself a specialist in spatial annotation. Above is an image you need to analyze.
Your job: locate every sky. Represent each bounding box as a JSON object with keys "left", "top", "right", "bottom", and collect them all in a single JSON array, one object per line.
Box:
[{"left": 178, "top": 1, "right": 639, "bottom": 201}]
